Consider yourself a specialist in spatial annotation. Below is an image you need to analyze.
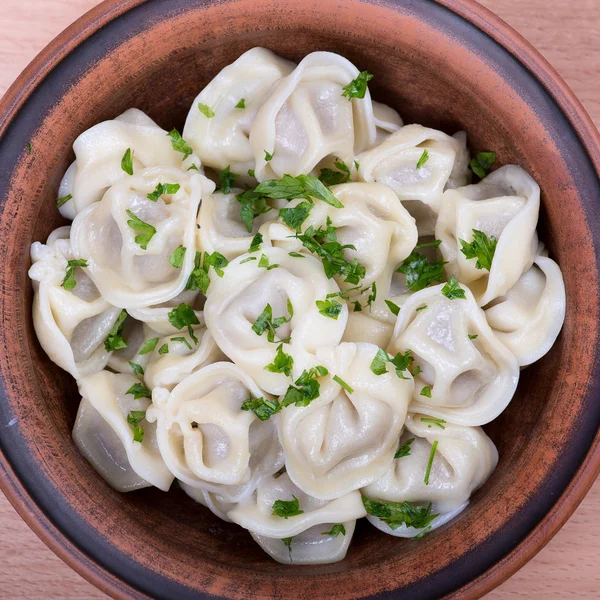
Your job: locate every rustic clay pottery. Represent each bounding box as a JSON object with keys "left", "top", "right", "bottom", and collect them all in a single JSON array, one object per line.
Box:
[{"left": 0, "top": 1, "right": 599, "bottom": 598}]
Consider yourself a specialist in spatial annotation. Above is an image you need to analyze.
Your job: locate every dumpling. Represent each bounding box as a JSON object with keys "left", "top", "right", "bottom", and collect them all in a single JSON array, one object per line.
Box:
[
  {"left": 388, "top": 283, "right": 519, "bottom": 426},
  {"left": 356, "top": 124, "right": 469, "bottom": 232},
  {"left": 371, "top": 101, "right": 403, "bottom": 146},
  {"left": 183, "top": 48, "right": 295, "bottom": 173},
  {"left": 197, "top": 191, "right": 278, "bottom": 261},
  {"left": 73, "top": 370, "right": 173, "bottom": 492},
  {"left": 485, "top": 254, "right": 566, "bottom": 366},
  {"left": 279, "top": 343, "right": 413, "bottom": 499},
  {"left": 203, "top": 247, "right": 348, "bottom": 395},
  {"left": 228, "top": 471, "right": 365, "bottom": 564},
  {"left": 362, "top": 413, "right": 497, "bottom": 538},
  {"left": 58, "top": 108, "right": 200, "bottom": 220},
  {"left": 71, "top": 167, "right": 214, "bottom": 309},
  {"left": 146, "top": 363, "right": 283, "bottom": 502},
  {"left": 106, "top": 319, "right": 162, "bottom": 376},
  {"left": 143, "top": 325, "right": 225, "bottom": 390},
  {"left": 262, "top": 182, "right": 418, "bottom": 295},
  {"left": 436, "top": 165, "right": 540, "bottom": 307},
  {"left": 29, "top": 228, "right": 122, "bottom": 378},
  {"left": 250, "top": 52, "right": 377, "bottom": 181},
  {"left": 179, "top": 482, "right": 236, "bottom": 522}
]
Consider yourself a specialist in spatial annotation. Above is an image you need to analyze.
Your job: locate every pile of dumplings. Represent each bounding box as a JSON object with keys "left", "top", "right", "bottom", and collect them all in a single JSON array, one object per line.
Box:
[{"left": 28, "top": 48, "right": 566, "bottom": 565}]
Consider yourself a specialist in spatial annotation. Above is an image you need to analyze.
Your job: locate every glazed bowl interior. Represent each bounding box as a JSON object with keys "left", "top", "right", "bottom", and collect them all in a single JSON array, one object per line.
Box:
[{"left": 1, "top": 1, "right": 600, "bottom": 599}]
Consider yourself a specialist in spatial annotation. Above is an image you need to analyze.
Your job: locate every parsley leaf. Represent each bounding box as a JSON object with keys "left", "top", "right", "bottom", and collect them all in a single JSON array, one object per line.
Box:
[
  {"left": 288, "top": 252, "right": 305, "bottom": 258},
  {"left": 420, "top": 385, "right": 432, "bottom": 398},
  {"left": 396, "top": 250, "right": 445, "bottom": 291},
  {"left": 127, "top": 410, "right": 146, "bottom": 442},
  {"left": 248, "top": 169, "right": 255, "bottom": 177},
  {"left": 249, "top": 233, "right": 263, "bottom": 253},
  {"left": 168, "top": 303, "right": 200, "bottom": 331},
  {"left": 235, "top": 98, "right": 245, "bottom": 109},
  {"left": 251, "top": 303, "right": 292, "bottom": 343},
  {"left": 415, "top": 239, "right": 442, "bottom": 249},
  {"left": 370, "top": 348, "right": 414, "bottom": 379},
  {"left": 416, "top": 149, "right": 429, "bottom": 169},
  {"left": 185, "top": 251, "right": 228, "bottom": 294},
  {"left": 272, "top": 496, "right": 303, "bottom": 518},
  {"left": 104, "top": 310, "right": 128, "bottom": 352},
  {"left": 424, "top": 440, "right": 438, "bottom": 485},
  {"left": 170, "top": 336, "right": 192, "bottom": 350},
  {"left": 126, "top": 383, "right": 151, "bottom": 400},
  {"left": 204, "top": 251, "right": 228, "bottom": 276},
  {"left": 167, "top": 129, "right": 194, "bottom": 159},
  {"left": 366, "top": 282, "right": 377, "bottom": 310},
  {"left": 469, "top": 151, "right": 496, "bottom": 179},
  {"left": 362, "top": 496, "right": 438, "bottom": 530},
  {"left": 198, "top": 103, "right": 215, "bottom": 118},
  {"left": 129, "top": 361, "right": 144, "bottom": 376},
  {"left": 441, "top": 276, "right": 466, "bottom": 300},
  {"left": 264, "top": 344, "right": 294, "bottom": 376},
  {"left": 235, "top": 188, "right": 272, "bottom": 233},
  {"left": 421, "top": 417, "right": 446, "bottom": 429},
  {"left": 126, "top": 209, "right": 156, "bottom": 250},
  {"left": 394, "top": 438, "right": 414, "bottom": 459},
  {"left": 147, "top": 182, "right": 180, "bottom": 202},
  {"left": 121, "top": 148, "right": 134, "bottom": 175},
  {"left": 316, "top": 299, "right": 343, "bottom": 320},
  {"left": 169, "top": 246, "right": 186, "bottom": 268},
  {"left": 255, "top": 174, "right": 343, "bottom": 208},
  {"left": 322, "top": 524, "right": 346, "bottom": 537},
  {"left": 158, "top": 343, "right": 169, "bottom": 355},
  {"left": 468, "top": 334, "right": 478, "bottom": 340},
  {"left": 240, "top": 257, "right": 256, "bottom": 264},
  {"left": 333, "top": 375, "right": 353, "bottom": 394},
  {"left": 56, "top": 193, "right": 72, "bottom": 208},
  {"left": 62, "top": 258, "right": 88, "bottom": 290},
  {"left": 281, "top": 366, "right": 328, "bottom": 408},
  {"left": 218, "top": 165, "right": 238, "bottom": 194},
  {"left": 281, "top": 537, "right": 293, "bottom": 555},
  {"left": 342, "top": 71, "right": 373, "bottom": 100},
  {"left": 459, "top": 229, "right": 497, "bottom": 271},
  {"left": 241, "top": 396, "right": 280, "bottom": 421},
  {"left": 385, "top": 299, "right": 400, "bottom": 316},
  {"left": 258, "top": 253, "right": 279, "bottom": 270},
  {"left": 139, "top": 337, "right": 159, "bottom": 355},
  {"left": 319, "top": 159, "right": 351, "bottom": 185},
  {"left": 280, "top": 201, "right": 312, "bottom": 232},
  {"left": 264, "top": 150, "right": 274, "bottom": 161}
]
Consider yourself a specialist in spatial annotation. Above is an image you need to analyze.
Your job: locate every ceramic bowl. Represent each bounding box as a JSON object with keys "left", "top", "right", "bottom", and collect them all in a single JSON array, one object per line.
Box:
[{"left": 1, "top": 1, "right": 599, "bottom": 598}]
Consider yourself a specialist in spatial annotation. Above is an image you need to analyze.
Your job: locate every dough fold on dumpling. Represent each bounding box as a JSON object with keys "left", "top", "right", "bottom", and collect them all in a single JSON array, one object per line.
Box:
[
  {"left": 250, "top": 51, "right": 377, "bottom": 181},
  {"left": 203, "top": 247, "right": 348, "bottom": 395},
  {"left": 58, "top": 108, "right": 200, "bottom": 220},
  {"left": 389, "top": 283, "right": 519, "bottom": 426},
  {"left": 29, "top": 227, "right": 122, "bottom": 379},
  {"left": 71, "top": 167, "right": 214, "bottom": 309},
  {"left": 436, "top": 165, "right": 540, "bottom": 307},
  {"left": 73, "top": 370, "right": 173, "bottom": 492},
  {"left": 485, "top": 254, "right": 565, "bottom": 366},
  {"left": 362, "top": 413, "right": 497, "bottom": 537},
  {"left": 183, "top": 47, "right": 295, "bottom": 173},
  {"left": 146, "top": 363, "right": 283, "bottom": 502},
  {"left": 279, "top": 342, "right": 413, "bottom": 500}
]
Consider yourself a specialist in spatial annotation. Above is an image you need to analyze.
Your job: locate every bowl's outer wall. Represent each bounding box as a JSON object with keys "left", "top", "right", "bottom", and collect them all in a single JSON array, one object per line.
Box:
[{"left": 0, "top": 0, "right": 599, "bottom": 599}]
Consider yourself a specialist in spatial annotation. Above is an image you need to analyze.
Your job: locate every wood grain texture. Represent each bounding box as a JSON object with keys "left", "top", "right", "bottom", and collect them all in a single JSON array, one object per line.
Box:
[{"left": 0, "top": 0, "right": 598, "bottom": 598}]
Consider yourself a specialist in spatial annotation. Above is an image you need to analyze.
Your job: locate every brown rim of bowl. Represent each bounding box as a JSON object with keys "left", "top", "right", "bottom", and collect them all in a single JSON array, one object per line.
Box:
[{"left": 0, "top": 1, "right": 599, "bottom": 599}]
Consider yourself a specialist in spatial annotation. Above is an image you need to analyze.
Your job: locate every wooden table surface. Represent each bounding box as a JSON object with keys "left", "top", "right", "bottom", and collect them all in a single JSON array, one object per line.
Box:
[{"left": 1, "top": 0, "right": 599, "bottom": 598}]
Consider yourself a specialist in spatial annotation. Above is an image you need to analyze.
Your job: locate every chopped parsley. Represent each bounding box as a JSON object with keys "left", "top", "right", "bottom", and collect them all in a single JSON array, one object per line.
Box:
[
  {"left": 248, "top": 233, "right": 263, "bottom": 253},
  {"left": 235, "top": 98, "right": 246, "bottom": 109},
  {"left": 251, "top": 301, "right": 293, "bottom": 343},
  {"left": 126, "top": 210, "right": 156, "bottom": 250},
  {"left": 281, "top": 537, "right": 293, "bottom": 555},
  {"left": 469, "top": 151, "right": 496, "bottom": 179},
  {"left": 415, "top": 305, "right": 428, "bottom": 312},
  {"left": 280, "top": 201, "right": 312, "bottom": 232},
  {"left": 198, "top": 103, "right": 215, "bottom": 118},
  {"left": 415, "top": 239, "right": 442, "bottom": 249},
  {"left": 62, "top": 258, "right": 88, "bottom": 290},
  {"left": 264, "top": 150, "right": 274, "bottom": 161},
  {"left": 322, "top": 524, "right": 346, "bottom": 537},
  {"left": 366, "top": 282, "right": 377, "bottom": 310},
  {"left": 416, "top": 149, "right": 429, "bottom": 169},
  {"left": 126, "top": 383, "right": 151, "bottom": 400},
  {"left": 441, "top": 276, "right": 466, "bottom": 300},
  {"left": 362, "top": 496, "right": 438, "bottom": 530},
  {"left": 139, "top": 337, "right": 159, "bottom": 355},
  {"left": 319, "top": 159, "right": 351, "bottom": 185},
  {"left": 170, "top": 336, "right": 192, "bottom": 350},
  {"left": 167, "top": 129, "right": 194, "bottom": 159},
  {"left": 217, "top": 165, "right": 238, "bottom": 194},
  {"left": 424, "top": 440, "right": 438, "bottom": 485},
  {"left": 280, "top": 366, "right": 328, "bottom": 408},
  {"left": 185, "top": 251, "right": 229, "bottom": 294},
  {"left": 241, "top": 396, "right": 280, "bottom": 421},
  {"left": 333, "top": 375, "right": 353, "bottom": 394},
  {"left": 158, "top": 343, "right": 169, "bottom": 355},
  {"left": 272, "top": 496, "right": 303, "bottom": 518},
  {"left": 146, "top": 182, "right": 180, "bottom": 202},
  {"left": 255, "top": 174, "right": 343, "bottom": 208},
  {"left": 240, "top": 257, "right": 257, "bottom": 264},
  {"left": 421, "top": 417, "right": 446, "bottom": 429},
  {"left": 288, "top": 252, "right": 305, "bottom": 258},
  {"left": 168, "top": 303, "right": 200, "bottom": 333},
  {"left": 104, "top": 310, "right": 128, "bottom": 352},
  {"left": 56, "top": 193, "right": 72, "bottom": 208},
  {"left": 247, "top": 169, "right": 255, "bottom": 177},
  {"left": 394, "top": 438, "right": 414, "bottom": 459},
  {"left": 396, "top": 250, "right": 445, "bottom": 292},
  {"left": 459, "top": 229, "right": 497, "bottom": 271},
  {"left": 127, "top": 410, "right": 146, "bottom": 442},
  {"left": 169, "top": 246, "right": 186, "bottom": 268},
  {"left": 420, "top": 385, "right": 432, "bottom": 398},
  {"left": 264, "top": 344, "right": 294, "bottom": 376},
  {"left": 316, "top": 299, "right": 343, "bottom": 320},
  {"left": 121, "top": 148, "right": 134, "bottom": 175},
  {"left": 129, "top": 361, "right": 144, "bottom": 376},
  {"left": 258, "top": 253, "right": 278, "bottom": 270},
  {"left": 342, "top": 71, "right": 373, "bottom": 100},
  {"left": 468, "top": 334, "right": 478, "bottom": 340},
  {"left": 370, "top": 348, "right": 415, "bottom": 380},
  {"left": 385, "top": 300, "right": 400, "bottom": 316}
]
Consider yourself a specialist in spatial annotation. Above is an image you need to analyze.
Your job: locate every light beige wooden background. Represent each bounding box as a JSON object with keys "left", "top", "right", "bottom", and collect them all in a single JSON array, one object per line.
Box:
[{"left": 0, "top": 0, "right": 599, "bottom": 598}]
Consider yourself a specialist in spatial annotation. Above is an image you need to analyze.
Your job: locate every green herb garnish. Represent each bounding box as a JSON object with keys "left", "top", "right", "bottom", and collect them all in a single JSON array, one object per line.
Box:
[
  {"left": 424, "top": 440, "right": 438, "bottom": 485},
  {"left": 169, "top": 246, "right": 186, "bottom": 268},
  {"left": 394, "top": 438, "right": 414, "bottom": 459},
  {"left": 218, "top": 165, "right": 238, "bottom": 194},
  {"left": 127, "top": 410, "right": 146, "bottom": 442},
  {"left": 104, "top": 310, "right": 128, "bottom": 352},
  {"left": 272, "top": 496, "right": 303, "bottom": 518},
  {"left": 469, "top": 151, "right": 496, "bottom": 179},
  {"left": 56, "top": 193, "right": 72, "bottom": 208},
  {"left": 235, "top": 98, "right": 246, "bottom": 109},
  {"left": 362, "top": 496, "right": 438, "bottom": 530},
  {"left": 416, "top": 149, "right": 429, "bottom": 169},
  {"left": 139, "top": 337, "right": 159, "bottom": 355},
  {"left": 333, "top": 375, "right": 353, "bottom": 394},
  {"left": 441, "top": 276, "right": 466, "bottom": 300},
  {"left": 62, "top": 258, "right": 88, "bottom": 290},
  {"left": 198, "top": 103, "right": 215, "bottom": 118},
  {"left": 129, "top": 361, "right": 144, "bottom": 376},
  {"left": 322, "top": 524, "right": 346, "bottom": 537},
  {"left": 264, "top": 344, "right": 294, "bottom": 376},
  {"left": 121, "top": 148, "right": 134, "bottom": 175},
  {"left": 126, "top": 383, "right": 151, "bottom": 400},
  {"left": 316, "top": 299, "right": 343, "bottom": 320},
  {"left": 167, "top": 129, "right": 194, "bottom": 159},
  {"left": 126, "top": 209, "right": 156, "bottom": 250},
  {"left": 342, "top": 71, "right": 373, "bottom": 100},
  {"left": 459, "top": 229, "right": 497, "bottom": 271}
]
